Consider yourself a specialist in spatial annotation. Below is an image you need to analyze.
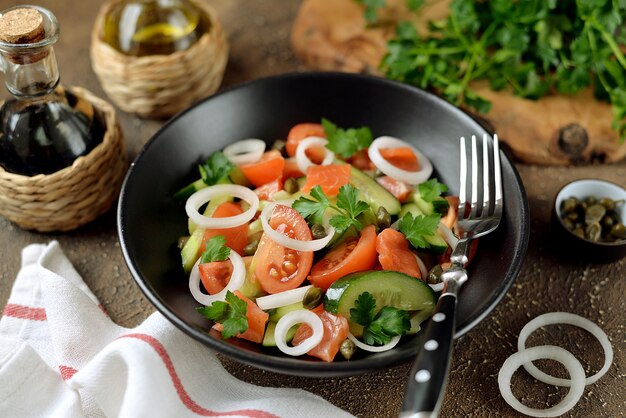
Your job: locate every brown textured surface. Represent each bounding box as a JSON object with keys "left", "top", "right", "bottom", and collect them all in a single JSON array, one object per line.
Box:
[{"left": 0, "top": 1, "right": 624, "bottom": 417}]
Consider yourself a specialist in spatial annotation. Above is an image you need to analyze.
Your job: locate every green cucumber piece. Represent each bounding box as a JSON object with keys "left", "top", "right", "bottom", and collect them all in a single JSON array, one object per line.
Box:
[
  {"left": 268, "top": 301, "right": 304, "bottom": 322},
  {"left": 229, "top": 166, "right": 251, "bottom": 186},
  {"left": 413, "top": 189, "right": 449, "bottom": 216},
  {"left": 422, "top": 233, "right": 448, "bottom": 255},
  {"left": 238, "top": 269, "right": 264, "bottom": 300},
  {"left": 181, "top": 227, "right": 204, "bottom": 274},
  {"left": 262, "top": 321, "right": 298, "bottom": 347},
  {"left": 188, "top": 194, "right": 234, "bottom": 234},
  {"left": 399, "top": 202, "right": 424, "bottom": 219},
  {"left": 349, "top": 166, "right": 401, "bottom": 215},
  {"left": 406, "top": 309, "right": 433, "bottom": 335},
  {"left": 324, "top": 270, "right": 436, "bottom": 336},
  {"left": 174, "top": 178, "right": 206, "bottom": 202}
]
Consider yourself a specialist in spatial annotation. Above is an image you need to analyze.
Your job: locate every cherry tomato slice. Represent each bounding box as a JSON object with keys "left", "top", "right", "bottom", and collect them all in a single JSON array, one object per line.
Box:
[
  {"left": 309, "top": 224, "right": 378, "bottom": 290},
  {"left": 253, "top": 205, "right": 313, "bottom": 294}
]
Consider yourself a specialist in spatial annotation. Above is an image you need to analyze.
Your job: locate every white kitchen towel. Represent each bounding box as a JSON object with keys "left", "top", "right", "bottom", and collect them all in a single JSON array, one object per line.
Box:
[{"left": 0, "top": 241, "right": 354, "bottom": 418}]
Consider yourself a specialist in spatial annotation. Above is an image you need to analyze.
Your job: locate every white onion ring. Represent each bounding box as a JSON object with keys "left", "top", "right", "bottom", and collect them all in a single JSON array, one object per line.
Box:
[
  {"left": 368, "top": 136, "right": 433, "bottom": 185},
  {"left": 518, "top": 312, "right": 613, "bottom": 386},
  {"left": 413, "top": 253, "right": 428, "bottom": 279},
  {"left": 295, "top": 136, "right": 335, "bottom": 173},
  {"left": 186, "top": 185, "right": 259, "bottom": 229},
  {"left": 438, "top": 222, "right": 459, "bottom": 250},
  {"left": 188, "top": 250, "right": 246, "bottom": 305},
  {"left": 223, "top": 138, "right": 266, "bottom": 165},
  {"left": 260, "top": 203, "right": 335, "bottom": 251},
  {"left": 498, "top": 345, "right": 585, "bottom": 417},
  {"left": 256, "top": 285, "right": 313, "bottom": 310},
  {"left": 347, "top": 332, "right": 401, "bottom": 353},
  {"left": 275, "top": 310, "right": 324, "bottom": 356}
]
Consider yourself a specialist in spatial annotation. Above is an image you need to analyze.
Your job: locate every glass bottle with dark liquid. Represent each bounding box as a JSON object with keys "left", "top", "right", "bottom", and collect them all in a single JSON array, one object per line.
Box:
[
  {"left": 101, "top": 0, "right": 211, "bottom": 57},
  {"left": 0, "top": 6, "right": 105, "bottom": 176}
]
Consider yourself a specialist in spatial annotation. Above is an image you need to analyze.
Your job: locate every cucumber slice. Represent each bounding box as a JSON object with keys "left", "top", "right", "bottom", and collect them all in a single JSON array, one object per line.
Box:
[
  {"left": 268, "top": 301, "right": 304, "bottom": 322},
  {"left": 399, "top": 202, "right": 425, "bottom": 218},
  {"left": 188, "top": 194, "right": 234, "bottom": 234},
  {"left": 174, "top": 178, "right": 206, "bottom": 202},
  {"left": 229, "top": 166, "right": 251, "bottom": 186},
  {"left": 413, "top": 189, "right": 449, "bottom": 216},
  {"left": 262, "top": 321, "right": 298, "bottom": 347},
  {"left": 324, "top": 270, "right": 436, "bottom": 336},
  {"left": 349, "top": 166, "right": 401, "bottom": 215},
  {"left": 181, "top": 227, "right": 204, "bottom": 274},
  {"left": 422, "top": 233, "right": 448, "bottom": 255}
]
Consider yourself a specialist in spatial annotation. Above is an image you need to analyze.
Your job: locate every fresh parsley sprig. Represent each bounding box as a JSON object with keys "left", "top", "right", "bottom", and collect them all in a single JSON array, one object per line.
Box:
[
  {"left": 197, "top": 291, "right": 248, "bottom": 339},
  {"left": 398, "top": 212, "right": 440, "bottom": 250},
  {"left": 199, "top": 151, "right": 234, "bottom": 186},
  {"left": 418, "top": 178, "right": 448, "bottom": 203},
  {"left": 292, "top": 184, "right": 371, "bottom": 234},
  {"left": 322, "top": 118, "right": 374, "bottom": 158},
  {"left": 199, "top": 236, "right": 230, "bottom": 264},
  {"left": 350, "top": 292, "right": 411, "bottom": 345}
]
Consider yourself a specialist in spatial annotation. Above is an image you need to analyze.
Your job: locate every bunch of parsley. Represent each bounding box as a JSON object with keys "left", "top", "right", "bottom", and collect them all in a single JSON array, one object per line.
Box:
[{"left": 363, "top": 0, "right": 626, "bottom": 140}]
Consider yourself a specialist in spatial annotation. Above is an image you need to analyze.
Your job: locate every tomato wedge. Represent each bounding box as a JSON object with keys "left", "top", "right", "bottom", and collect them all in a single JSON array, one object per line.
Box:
[
  {"left": 212, "top": 290, "right": 268, "bottom": 344},
  {"left": 254, "top": 178, "right": 283, "bottom": 201},
  {"left": 301, "top": 164, "right": 351, "bottom": 197},
  {"left": 285, "top": 122, "right": 327, "bottom": 163},
  {"left": 291, "top": 305, "right": 349, "bottom": 362},
  {"left": 238, "top": 150, "right": 285, "bottom": 187},
  {"left": 376, "top": 228, "right": 422, "bottom": 279},
  {"left": 198, "top": 256, "right": 253, "bottom": 295},
  {"left": 309, "top": 224, "right": 378, "bottom": 290},
  {"left": 282, "top": 157, "right": 304, "bottom": 180},
  {"left": 253, "top": 205, "right": 314, "bottom": 294},
  {"left": 376, "top": 176, "right": 412, "bottom": 202},
  {"left": 380, "top": 147, "right": 420, "bottom": 171},
  {"left": 200, "top": 202, "right": 249, "bottom": 257}
]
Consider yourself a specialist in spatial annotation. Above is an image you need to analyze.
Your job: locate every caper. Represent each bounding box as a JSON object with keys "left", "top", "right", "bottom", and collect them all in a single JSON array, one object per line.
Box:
[
  {"left": 302, "top": 286, "right": 324, "bottom": 310},
  {"left": 311, "top": 224, "right": 327, "bottom": 239},
  {"left": 562, "top": 218, "right": 574, "bottom": 230},
  {"left": 560, "top": 197, "right": 579, "bottom": 213},
  {"left": 585, "top": 204, "right": 606, "bottom": 225},
  {"left": 599, "top": 197, "right": 616, "bottom": 211},
  {"left": 427, "top": 264, "right": 444, "bottom": 285},
  {"left": 284, "top": 177, "right": 299, "bottom": 194},
  {"left": 610, "top": 223, "right": 626, "bottom": 240},
  {"left": 243, "top": 240, "right": 260, "bottom": 256},
  {"left": 584, "top": 196, "right": 597, "bottom": 206},
  {"left": 601, "top": 214, "right": 615, "bottom": 229},
  {"left": 572, "top": 227, "right": 585, "bottom": 239},
  {"left": 376, "top": 206, "right": 391, "bottom": 230},
  {"left": 585, "top": 222, "right": 602, "bottom": 242},
  {"left": 272, "top": 139, "right": 287, "bottom": 156},
  {"left": 566, "top": 211, "right": 579, "bottom": 222},
  {"left": 177, "top": 236, "right": 190, "bottom": 250},
  {"left": 339, "top": 338, "right": 356, "bottom": 360}
]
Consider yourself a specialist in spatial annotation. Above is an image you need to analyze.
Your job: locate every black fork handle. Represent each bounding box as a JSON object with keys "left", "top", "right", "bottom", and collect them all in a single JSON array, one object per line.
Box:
[{"left": 400, "top": 292, "right": 458, "bottom": 418}]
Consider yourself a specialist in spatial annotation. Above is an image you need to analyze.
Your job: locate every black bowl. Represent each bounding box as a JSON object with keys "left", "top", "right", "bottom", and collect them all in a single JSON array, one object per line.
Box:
[
  {"left": 118, "top": 72, "right": 529, "bottom": 377},
  {"left": 552, "top": 178, "right": 626, "bottom": 264}
]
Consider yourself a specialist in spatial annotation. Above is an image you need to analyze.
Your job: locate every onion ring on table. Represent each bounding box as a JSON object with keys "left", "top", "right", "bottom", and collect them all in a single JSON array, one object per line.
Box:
[
  {"left": 368, "top": 136, "right": 433, "bottom": 185},
  {"left": 347, "top": 332, "right": 401, "bottom": 353},
  {"left": 295, "top": 136, "right": 335, "bottom": 173},
  {"left": 498, "top": 345, "right": 585, "bottom": 418},
  {"left": 185, "top": 185, "right": 259, "bottom": 229},
  {"left": 188, "top": 250, "right": 246, "bottom": 305},
  {"left": 260, "top": 203, "right": 335, "bottom": 251},
  {"left": 223, "top": 138, "right": 266, "bottom": 165},
  {"left": 275, "top": 309, "right": 324, "bottom": 356},
  {"left": 518, "top": 312, "right": 613, "bottom": 386},
  {"left": 255, "top": 285, "right": 313, "bottom": 310}
]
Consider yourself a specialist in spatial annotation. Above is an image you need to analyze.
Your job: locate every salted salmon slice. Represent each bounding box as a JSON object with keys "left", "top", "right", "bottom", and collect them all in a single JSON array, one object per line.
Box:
[
  {"left": 380, "top": 147, "right": 420, "bottom": 171},
  {"left": 292, "top": 306, "right": 349, "bottom": 362},
  {"left": 300, "top": 164, "right": 351, "bottom": 196}
]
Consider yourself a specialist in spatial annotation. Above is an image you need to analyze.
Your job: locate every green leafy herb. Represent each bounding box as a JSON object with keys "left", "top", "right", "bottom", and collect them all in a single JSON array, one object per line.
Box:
[
  {"left": 375, "top": 0, "right": 626, "bottom": 141},
  {"left": 355, "top": 0, "right": 423, "bottom": 23},
  {"left": 418, "top": 178, "right": 449, "bottom": 203},
  {"left": 196, "top": 291, "right": 248, "bottom": 339},
  {"left": 398, "top": 212, "right": 440, "bottom": 249},
  {"left": 199, "top": 151, "right": 234, "bottom": 186},
  {"left": 199, "top": 236, "right": 231, "bottom": 264},
  {"left": 322, "top": 118, "right": 373, "bottom": 158},
  {"left": 349, "top": 292, "right": 411, "bottom": 345},
  {"left": 292, "top": 185, "right": 371, "bottom": 234}
]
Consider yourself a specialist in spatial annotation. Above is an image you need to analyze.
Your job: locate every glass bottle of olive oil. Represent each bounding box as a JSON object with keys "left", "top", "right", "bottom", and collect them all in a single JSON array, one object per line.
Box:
[{"left": 101, "top": 0, "right": 211, "bottom": 56}]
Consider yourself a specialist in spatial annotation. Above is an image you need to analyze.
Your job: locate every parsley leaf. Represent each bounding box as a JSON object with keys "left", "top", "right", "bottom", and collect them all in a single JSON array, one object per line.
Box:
[
  {"left": 336, "top": 185, "right": 370, "bottom": 220},
  {"left": 292, "top": 186, "right": 331, "bottom": 225},
  {"left": 418, "top": 179, "right": 448, "bottom": 203},
  {"left": 199, "top": 151, "right": 234, "bottom": 186},
  {"left": 322, "top": 118, "right": 373, "bottom": 158},
  {"left": 196, "top": 291, "right": 248, "bottom": 339},
  {"left": 398, "top": 212, "right": 440, "bottom": 249},
  {"left": 349, "top": 292, "right": 411, "bottom": 346},
  {"left": 199, "top": 236, "right": 231, "bottom": 264}
]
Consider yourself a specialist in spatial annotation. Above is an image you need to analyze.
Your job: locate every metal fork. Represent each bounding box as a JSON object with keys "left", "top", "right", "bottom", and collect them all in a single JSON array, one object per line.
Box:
[{"left": 400, "top": 134, "right": 503, "bottom": 418}]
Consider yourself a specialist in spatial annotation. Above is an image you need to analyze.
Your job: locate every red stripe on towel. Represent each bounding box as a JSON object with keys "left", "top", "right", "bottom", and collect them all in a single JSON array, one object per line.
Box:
[
  {"left": 59, "top": 365, "right": 78, "bottom": 380},
  {"left": 3, "top": 304, "right": 47, "bottom": 321},
  {"left": 119, "top": 333, "right": 279, "bottom": 418}
]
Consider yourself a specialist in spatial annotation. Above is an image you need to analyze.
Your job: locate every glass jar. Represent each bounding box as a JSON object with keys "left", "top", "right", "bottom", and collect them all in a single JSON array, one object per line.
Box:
[
  {"left": 100, "top": 0, "right": 211, "bottom": 56},
  {"left": 0, "top": 6, "right": 105, "bottom": 176}
]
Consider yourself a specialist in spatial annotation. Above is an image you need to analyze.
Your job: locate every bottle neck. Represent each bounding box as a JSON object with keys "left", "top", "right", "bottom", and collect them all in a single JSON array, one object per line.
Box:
[{"left": 1, "top": 45, "right": 60, "bottom": 98}]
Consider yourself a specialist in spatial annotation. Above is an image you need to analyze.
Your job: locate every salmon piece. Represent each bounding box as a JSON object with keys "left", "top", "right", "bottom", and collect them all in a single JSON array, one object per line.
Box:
[
  {"left": 292, "top": 306, "right": 349, "bottom": 362},
  {"left": 212, "top": 290, "right": 269, "bottom": 344},
  {"left": 380, "top": 147, "right": 420, "bottom": 171},
  {"left": 376, "top": 176, "right": 413, "bottom": 202},
  {"left": 376, "top": 228, "right": 422, "bottom": 279},
  {"left": 301, "top": 164, "right": 351, "bottom": 196}
]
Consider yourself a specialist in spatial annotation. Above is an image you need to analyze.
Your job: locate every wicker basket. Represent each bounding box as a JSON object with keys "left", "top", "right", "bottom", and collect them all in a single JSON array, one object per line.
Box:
[
  {"left": 0, "top": 87, "right": 127, "bottom": 232},
  {"left": 90, "top": 0, "right": 229, "bottom": 119}
]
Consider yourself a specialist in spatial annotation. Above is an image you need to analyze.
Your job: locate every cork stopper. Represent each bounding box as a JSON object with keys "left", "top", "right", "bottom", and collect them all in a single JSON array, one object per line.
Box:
[{"left": 0, "top": 8, "right": 45, "bottom": 44}]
